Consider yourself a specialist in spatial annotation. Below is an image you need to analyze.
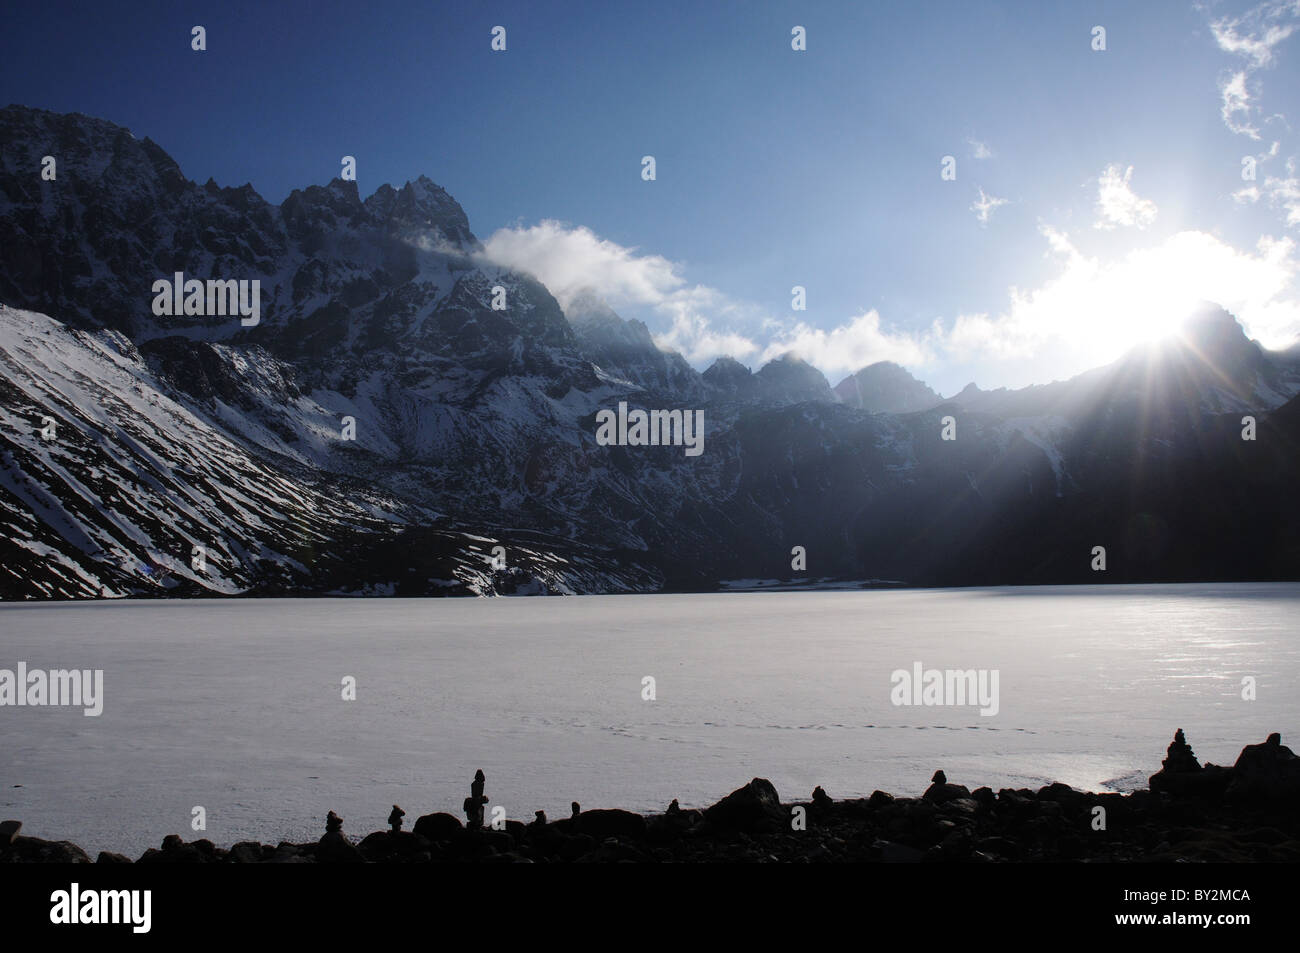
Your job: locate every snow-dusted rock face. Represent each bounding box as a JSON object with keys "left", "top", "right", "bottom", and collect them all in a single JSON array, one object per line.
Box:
[{"left": 3, "top": 105, "right": 1300, "bottom": 598}]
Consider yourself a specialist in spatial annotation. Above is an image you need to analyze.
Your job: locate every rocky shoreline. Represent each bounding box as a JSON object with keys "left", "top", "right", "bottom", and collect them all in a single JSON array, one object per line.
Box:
[{"left": 4, "top": 730, "right": 1298, "bottom": 864}]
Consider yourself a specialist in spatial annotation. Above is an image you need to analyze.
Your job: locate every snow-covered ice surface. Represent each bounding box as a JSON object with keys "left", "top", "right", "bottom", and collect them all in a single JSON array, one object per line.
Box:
[{"left": 1, "top": 584, "right": 1297, "bottom": 857}]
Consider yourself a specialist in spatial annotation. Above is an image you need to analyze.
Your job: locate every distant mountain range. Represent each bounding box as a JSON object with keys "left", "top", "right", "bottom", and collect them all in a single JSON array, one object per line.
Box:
[{"left": 3, "top": 105, "right": 1299, "bottom": 599}]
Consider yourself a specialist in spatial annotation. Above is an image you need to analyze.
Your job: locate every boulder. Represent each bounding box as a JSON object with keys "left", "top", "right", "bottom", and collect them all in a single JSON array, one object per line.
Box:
[
  {"left": 229, "top": 841, "right": 264, "bottom": 863},
  {"left": 1228, "top": 732, "right": 1300, "bottom": 802},
  {"left": 139, "top": 842, "right": 207, "bottom": 863},
  {"left": 413, "top": 812, "right": 463, "bottom": 841},
  {"left": 96, "top": 851, "right": 132, "bottom": 864},
  {"left": 358, "top": 830, "right": 423, "bottom": 860},
  {"left": 316, "top": 830, "right": 364, "bottom": 863},
  {"left": 704, "top": 778, "right": 785, "bottom": 832},
  {"left": 574, "top": 809, "right": 646, "bottom": 839},
  {"left": 867, "top": 790, "right": 895, "bottom": 809},
  {"left": 0, "top": 820, "right": 21, "bottom": 846},
  {"left": 7, "top": 836, "right": 92, "bottom": 863}
]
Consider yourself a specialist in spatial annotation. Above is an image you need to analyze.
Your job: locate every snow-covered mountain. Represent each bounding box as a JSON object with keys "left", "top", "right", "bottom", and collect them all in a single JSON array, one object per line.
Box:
[{"left": 3, "top": 104, "right": 1299, "bottom": 598}]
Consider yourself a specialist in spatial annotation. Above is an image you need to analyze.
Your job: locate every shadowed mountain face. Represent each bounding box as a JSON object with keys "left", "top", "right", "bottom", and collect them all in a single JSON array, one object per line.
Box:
[
  {"left": 3, "top": 105, "right": 1300, "bottom": 598},
  {"left": 834, "top": 362, "right": 942, "bottom": 414}
]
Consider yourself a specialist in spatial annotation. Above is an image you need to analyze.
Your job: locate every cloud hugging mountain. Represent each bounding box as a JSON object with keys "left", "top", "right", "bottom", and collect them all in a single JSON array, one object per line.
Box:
[{"left": 2, "top": 105, "right": 1300, "bottom": 599}]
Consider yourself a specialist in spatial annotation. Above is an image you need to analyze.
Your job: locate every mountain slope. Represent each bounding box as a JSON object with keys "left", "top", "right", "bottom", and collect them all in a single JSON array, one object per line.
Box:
[{"left": 2, "top": 104, "right": 1299, "bottom": 598}]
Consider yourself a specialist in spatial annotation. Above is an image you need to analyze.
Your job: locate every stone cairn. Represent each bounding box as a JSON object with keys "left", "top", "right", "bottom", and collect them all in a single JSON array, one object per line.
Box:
[
  {"left": 463, "top": 770, "right": 488, "bottom": 829},
  {"left": 388, "top": 805, "right": 405, "bottom": 834},
  {"left": 1162, "top": 728, "right": 1202, "bottom": 773}
]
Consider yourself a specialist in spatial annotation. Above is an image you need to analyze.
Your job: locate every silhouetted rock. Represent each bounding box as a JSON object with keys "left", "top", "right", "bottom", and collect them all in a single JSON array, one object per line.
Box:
[
  {"left": 138, "top": 834, "right": 211, "bottom": 864},
  {"left": 1228, "top": 732, "right": 1300, "bottom": 802},
  {"left": 575, "top": 809, "right": 646, "bottom": 839},
  {"left": 413, "top": 812, "right": 463, "bottom": 841},
  {"left": 3, "top": 836, "right": 92, "bottom": 863},
  {"left": 1167, "top": 729, "right": 1200, "bottom": 771},
  {"left": 1150, "top": 729, "right": 1233, "bottom": 799},
  {"left": 867, "top": 791, "right": 894, "bottom": 809},
  {"left": 11, "top": 728, "right": 1300, "bottom": 863},
  {"left": 96, "top": 851, "right": 132, "bottom": 864},
  {"left": 704, "top": 778, "right": 785, "bottom": 832},
  {"left": 358, "top": 830, "right": 423, "bottom": 861},
  {"left": 1037, "top": 783, "right": 1084, "bottom": 804},
  {"left": 317, "top": 830, "right": 364, "bottom": 863},
  {"left": 388, "top": 805, "right": 405, "bottom": 833},
  {"left": 317, "top": 810, "right": 363, "bottom": 863},
  {"left": 924, "top": 770, "right": 972, "bottom": 804}
]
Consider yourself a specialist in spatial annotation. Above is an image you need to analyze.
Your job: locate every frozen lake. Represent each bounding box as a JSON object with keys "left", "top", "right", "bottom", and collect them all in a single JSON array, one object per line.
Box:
[{"left": 2, "top": 584, "right": 1297, "bottom": 856}]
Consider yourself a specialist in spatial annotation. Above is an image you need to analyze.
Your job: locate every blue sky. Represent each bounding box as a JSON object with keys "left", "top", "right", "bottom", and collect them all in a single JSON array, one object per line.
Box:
[{"left": 3, "top": 0, "right": 1299, "bottom": 394}]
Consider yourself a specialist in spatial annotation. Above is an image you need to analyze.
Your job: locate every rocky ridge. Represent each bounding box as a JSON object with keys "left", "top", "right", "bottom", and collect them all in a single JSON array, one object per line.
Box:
[{"left": 4, "top": 730, "right": 1298, "bottom": 864}]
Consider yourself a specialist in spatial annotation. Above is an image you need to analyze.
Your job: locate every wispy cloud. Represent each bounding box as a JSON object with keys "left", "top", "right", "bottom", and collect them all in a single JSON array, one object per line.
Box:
[
  {"left": 1211, "top": 0, "right": 1300, "bottom": 68},
  {"left": 971, "top": 188, "right": 1008, "bottom": 226},
  {"left": 1220, "top": 70, "right": 1261, "bottom": 138},
  {"left": 968, "top": 138, "right": 993, "bottom": 159},
  {"left": 1210, "top": 1, "right": 1300, "bottom": 141},
  {"left": 1094, "top": 164, "right": 1158, "bottom": 230},
  {"left": 1263, "top": 157, "right": 1300, "bottom": 224}
]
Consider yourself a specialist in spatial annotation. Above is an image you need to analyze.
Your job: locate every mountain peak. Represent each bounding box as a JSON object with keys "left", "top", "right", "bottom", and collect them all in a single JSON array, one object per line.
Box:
[
  {"left": 363, "top": 175, "right": 476, "bottom": 247},
  {"left": 753, "top": 352, "right": 833, "bottom": 403},
  {"left": 833, "top": 361, "right": 941, "bottom": 414}
]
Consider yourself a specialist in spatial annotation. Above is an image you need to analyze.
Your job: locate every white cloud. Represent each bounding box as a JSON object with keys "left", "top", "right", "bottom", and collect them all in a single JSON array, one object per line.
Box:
[
  {"left": 759, "top": 227, "right": 1300, "bottom": 386},
  {"left": 479, "top": 220, "right": 682, "bottom": 311},
  {"left": 1094, "top": 164, "right": 1158, "bottom": 230},
  {"left": 758, "top": 311, "right": 934, "bottom": 377},
  {"left": 480, "top": 219, "right": 1300, "bottom": 391},
  {"left": 479, "top": 220, "right": 760, "bottom": 363},
  {"left": 971, "top": 188, "right": 1008, "bottom": 226},
  {"left": 968, "top": 138, "right": 993, "bottom": 159},
  {"left": 940, "top": 226, "right": 1300, "bottom": 366}
]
